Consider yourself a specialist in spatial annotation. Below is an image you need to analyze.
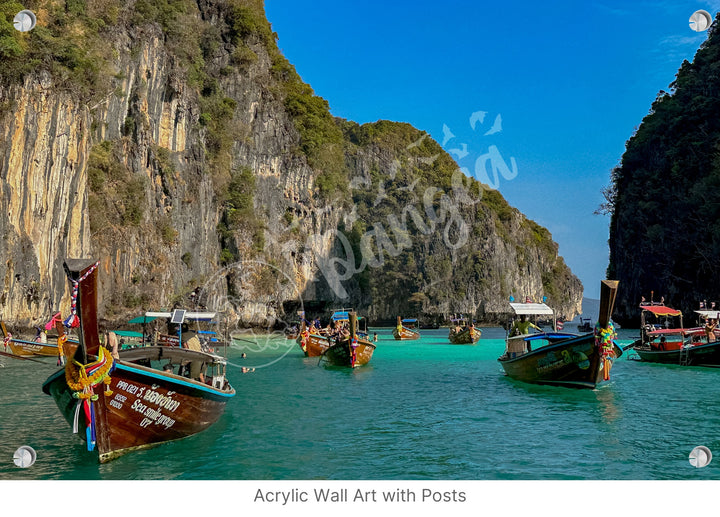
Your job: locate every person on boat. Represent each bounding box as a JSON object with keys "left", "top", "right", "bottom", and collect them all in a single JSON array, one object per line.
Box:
[
  {"left": 705, "top": 318, "right": 718, "bottom": 342},
  {"left": 163, "top": 363, "right": 174, "bottom": 373},
  {"left": 34, "top": 327, "right": 47, "bottom": 343},
  {"left": 511, "top": 315, "right": 541, "bottom": 336}
]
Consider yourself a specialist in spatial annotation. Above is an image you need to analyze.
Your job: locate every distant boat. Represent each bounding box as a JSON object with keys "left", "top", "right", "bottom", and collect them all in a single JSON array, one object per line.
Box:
[
  {"left": 448, "top": 316, "right": 481, "bottom": 344},
  {"left": 321, "top": 311, "right": 376, "bottom": 368},
  {"left": 42, "top": 259, "right": 235, "bottom": 463},
  {"left": 629, "top": 304, "right": 720, "bottom": 366},
  {"left": 497, "top": 280, "right": 622, "bottom": 389},
  {"left": 392, "top": 316, "right": 420, "bottom": 340},
  {"left": 577, "top": 318, "right": 593, "bottom": 332},
  {"left": 297, "top": 309, "right": 369, "bottom": 357}
]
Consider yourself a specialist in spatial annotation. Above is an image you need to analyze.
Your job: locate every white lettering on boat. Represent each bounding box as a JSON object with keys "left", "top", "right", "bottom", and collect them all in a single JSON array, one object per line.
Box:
[
  {"left": 131, "top": 397, "right": 177, "bottom": 430},
  {"left": 143, "top": 389, "right": 180, "bottom": 412}
]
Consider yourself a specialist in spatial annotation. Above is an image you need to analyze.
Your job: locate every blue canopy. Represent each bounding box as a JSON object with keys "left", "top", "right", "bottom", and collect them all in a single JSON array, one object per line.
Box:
[{"left": 402, "top": 318, "right": 417, "bottom": 323}]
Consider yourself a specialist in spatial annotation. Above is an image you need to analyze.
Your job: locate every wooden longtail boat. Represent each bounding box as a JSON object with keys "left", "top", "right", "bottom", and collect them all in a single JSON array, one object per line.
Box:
[
  {"left": 42, "top": 259, "right": 235, "bottom": 463},
  {"left": 392, "top": 316, "right": 420, "bottom": 340},
  {"left": 321, "top": 311, "right": 376, "bottom": 368},
  {"left": 296, "top": 309, "right": 359, "bottom": 357},
  {"left": 629, "top": 304, "right": 720, "bottom": 366},
  {"left": 497, "top": 280, "right": 622, "bottom": 389},
  {"left": 448, "top": 316, "right": 481, "bottom": 344},
  {"left": 1, "top": 320, "right": 77, "bottom": 362}
]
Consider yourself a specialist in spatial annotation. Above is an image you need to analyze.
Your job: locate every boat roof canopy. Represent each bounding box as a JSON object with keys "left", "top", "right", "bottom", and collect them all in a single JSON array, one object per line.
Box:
[
  {"left": 695, "top": 310, "right": 720, "bottom": 319},
  {"left": 509, "top": 303, "right": 554, "bottom": 316},
  {"left": 111, "top": 330, "right": 144, "bottom": 338},
  {"left": 128, "top": 315, "right": 158, "bottom": 324},
  {"left": 640, "top": 305, "right": 682, "bottom": 317},
  {"left": 145, "top": 311, "right": 218, "bottom": 320},
  {"left": 647, "top": 327, "right": 704, "bottom": 336},
  {"left": 330, "top": 311, "right": 363, "bottom": 321},
  {"left": 402, "top": 318, "right": 417, "bottom": 323}
]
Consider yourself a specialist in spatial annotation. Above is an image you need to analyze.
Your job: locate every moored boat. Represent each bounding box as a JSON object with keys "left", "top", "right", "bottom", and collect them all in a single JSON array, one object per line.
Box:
[
  {"left": 42, "top": 259, "right": 235, "bottom": 463},
  {"left": 448, "top": 316, "right": 481, "bottom": 344},
  {"left": 629, "top": 304, "right": 720, "bottom": 366},
  {"left": 321, "top": 311, "right": 376, "bottom": 368},
  {"left": 392, "top": 316, "right": 420, "bottom": 340},
  {"left": 296, "top": 309, "right": 368, "bottom": 357},
  {"left": 577, "top": 318, "right": 593, "bottom": 332},
  {"left": 1, "top": 319, "right": 77, "bottom": 362},
  {"left": 497, "top": 280, "right": 621, "bottom": 389}
]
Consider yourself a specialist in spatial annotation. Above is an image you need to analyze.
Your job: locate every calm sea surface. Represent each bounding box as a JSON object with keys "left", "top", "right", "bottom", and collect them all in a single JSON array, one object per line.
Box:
[{"left": 2, "top": 326, "right": 720, "bottom": 481}]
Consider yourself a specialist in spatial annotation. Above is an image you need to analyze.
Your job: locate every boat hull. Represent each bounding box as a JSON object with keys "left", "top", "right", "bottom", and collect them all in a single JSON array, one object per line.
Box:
[
  {"left": 297, "top": 333, "right": 332, "bottom": 357},
  {"left": 498, "top": 334, "right": 606, "bottom": 389},
  {"left": 392, "top": 327, "right": 420, "bottom": 340},
  {"left": 322, "top": 339, "right": 376, "bottom": 368},
  {"left": 448, "top": 328, "right": 481, "bottom": 344},
  {"left": 6, "top": 338, "right": 78, "bottom": 359},
  {"left": 634, "top": 341, "right": 720, "bottom": 366},
  {"left": 42, "top": 358, "right": 235, "bottom": 463}
]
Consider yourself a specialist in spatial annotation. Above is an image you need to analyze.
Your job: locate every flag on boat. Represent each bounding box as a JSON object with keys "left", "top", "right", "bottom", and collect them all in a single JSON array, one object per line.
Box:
[{"left": 556, "top": 321, "right": 564, "bottom": 330}]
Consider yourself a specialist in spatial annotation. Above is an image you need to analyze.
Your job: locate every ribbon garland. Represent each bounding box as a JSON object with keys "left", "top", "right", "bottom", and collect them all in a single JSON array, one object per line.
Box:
[
  {"left": 350, "top": 337, "right": 358, "bottom": 368},
  {"left": 300, "top": 330, "right": 309, "bottom": 352},
  {"left": 594, "top": 321, "right": 617, "bottom": 381},
  {"left": 57, "top": 334, "right": 67, "bottom": 366},
  {"left": 64, "top": 261, "right": 99, "bottom": 328},
  {"left": 3, "top": 333, "right": 10, "bottom": 352},
  {"left": 65, "top": 346, "right": 115, "bottom": 452}
]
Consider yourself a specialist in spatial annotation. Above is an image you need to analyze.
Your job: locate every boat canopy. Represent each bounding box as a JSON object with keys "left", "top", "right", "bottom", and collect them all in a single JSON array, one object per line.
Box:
[
  {"left": 330, "top": 310, "right": 363, "bottom": 321},
  {"left": 145, "top": 311, "right": 218, "bottom": 320},
  {"left": 695, "top": 310, "right": 720, "bottom": 319},
  {"left": 647, "top": 327, "right": 705, "bottom": 336},
  {"left": 402, "top": 318, "right": 417, "bottom": 323},
  {"left": 128, "top": 315, "right": 158, "bottom": 324},
  {"left": 509, "top": 303, "right": 554, "bottom": 316},
  {"left": 640, "top": 305, "right": 682, "bottom": 317},
  {"left": 111, "top": 330, "right": 143, "bottom": 338}
]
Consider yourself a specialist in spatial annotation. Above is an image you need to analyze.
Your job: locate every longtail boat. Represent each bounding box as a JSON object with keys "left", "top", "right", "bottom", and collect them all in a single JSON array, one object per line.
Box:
[
  {"left": 392, "top": 316, "right": 420, "bottom": 340},
  {"left": 497, "top": 280, "right": 622, "bottom": 389},
  {"left": 1, "top": 318, "right": 77, "bottom": 363},
  {"left": 296, "top": 309, "right": 359, "bottom": 357},
  {"left": 42, "top": 259, "right": 235, "bottom": 463},
  {"left": 628, "top": 304, "right": 720, "bottom": 366},
  {"left": 448, "top": 316, "right": 481, "bottom": 344},
  {"left": 321, "top": 311, "right": 376, "bottom": 368}
]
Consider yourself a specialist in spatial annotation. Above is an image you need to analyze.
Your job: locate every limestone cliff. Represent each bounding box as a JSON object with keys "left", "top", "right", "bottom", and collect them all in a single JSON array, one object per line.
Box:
[{"left": 0, "top": 0, "right": 581, "bottom": 329}]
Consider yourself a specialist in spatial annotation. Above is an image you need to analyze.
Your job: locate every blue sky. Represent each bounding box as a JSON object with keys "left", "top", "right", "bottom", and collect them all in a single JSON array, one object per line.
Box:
[{"left": 265, "top": 0, "right": 718, "bottom": 299}]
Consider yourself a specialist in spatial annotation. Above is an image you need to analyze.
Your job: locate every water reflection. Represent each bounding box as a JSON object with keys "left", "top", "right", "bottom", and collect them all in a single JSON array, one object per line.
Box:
[{"left": 594, "top": 387, "right": 620, "bottom": 425}]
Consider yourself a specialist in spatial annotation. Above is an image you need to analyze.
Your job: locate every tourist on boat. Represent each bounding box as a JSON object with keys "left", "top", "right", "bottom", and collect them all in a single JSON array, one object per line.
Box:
[
  {"left": 34, "top": 327, "right": 47, "bottom": 343},
  {"left": 705, "top": 318, "right": 718, "bottom": 342},
  {"left": 511, "top": 315, "right": 541, "bottom": 336}
]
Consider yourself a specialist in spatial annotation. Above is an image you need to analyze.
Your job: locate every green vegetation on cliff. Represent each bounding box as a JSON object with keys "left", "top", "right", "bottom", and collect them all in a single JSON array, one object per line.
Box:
[{"left": 607, "top": 15, "right": 720, "bottom": 322}]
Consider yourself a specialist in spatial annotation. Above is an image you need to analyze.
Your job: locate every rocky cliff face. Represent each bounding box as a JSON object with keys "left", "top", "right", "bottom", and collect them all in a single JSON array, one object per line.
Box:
[{"left": 0, "top": 1, "right": 581, "bottom": 329}]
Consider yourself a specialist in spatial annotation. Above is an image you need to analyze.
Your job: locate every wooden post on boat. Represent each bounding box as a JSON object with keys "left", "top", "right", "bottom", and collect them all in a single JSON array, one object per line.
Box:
[
  {"left": 64, "top": 259, "right": 102, "bottom": 363},
  {"left": 598, "top": 280, "right": 619, "bottom": 328},
  {"left": 598, "top": 280, "right": 620, "bottom": 379},
  {"left": 349, "top": 311, "right": 357, "bottom": 339}
]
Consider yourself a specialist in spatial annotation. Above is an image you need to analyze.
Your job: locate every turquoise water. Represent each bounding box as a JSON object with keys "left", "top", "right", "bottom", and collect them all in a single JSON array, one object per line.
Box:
[{"left": 1, "top": 326, "right": 720, "bottom": 480}]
